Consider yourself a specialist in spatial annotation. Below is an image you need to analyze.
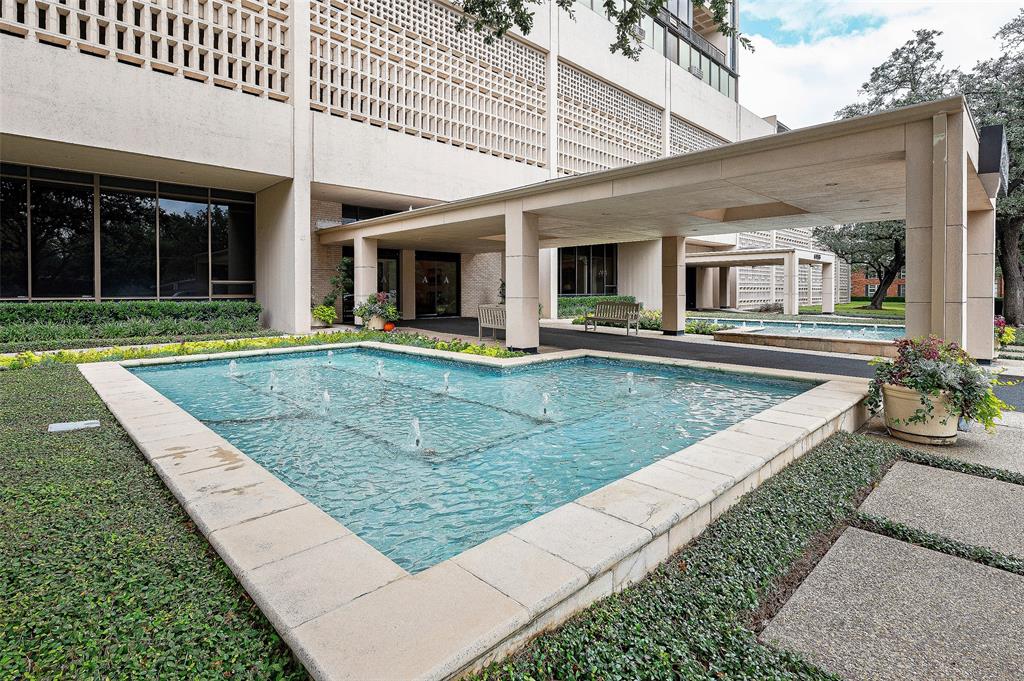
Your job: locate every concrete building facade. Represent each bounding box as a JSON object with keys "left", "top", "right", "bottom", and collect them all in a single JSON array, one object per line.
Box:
[{"left": 1, "top": 0, "right": 846, "bottom": 329}]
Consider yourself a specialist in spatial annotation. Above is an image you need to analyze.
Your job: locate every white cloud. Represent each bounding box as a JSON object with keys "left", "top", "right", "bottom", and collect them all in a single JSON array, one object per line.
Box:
[{"left": 737, "top": 1, "right": 1020, "bottom": 128}]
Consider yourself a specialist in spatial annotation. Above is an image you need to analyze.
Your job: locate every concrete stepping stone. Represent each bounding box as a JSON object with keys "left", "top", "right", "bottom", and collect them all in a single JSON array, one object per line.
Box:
[
  {"left": 859, "top": 461, "right": 1024, "bottom": 557},
  {"left": 761, "top": 528, "right": 1024, "bottom": 681}
]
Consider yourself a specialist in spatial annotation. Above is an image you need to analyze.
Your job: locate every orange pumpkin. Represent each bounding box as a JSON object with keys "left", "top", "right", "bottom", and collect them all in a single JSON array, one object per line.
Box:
[{"left": 383, "top": 322, "right": 396, "bottom": 332}]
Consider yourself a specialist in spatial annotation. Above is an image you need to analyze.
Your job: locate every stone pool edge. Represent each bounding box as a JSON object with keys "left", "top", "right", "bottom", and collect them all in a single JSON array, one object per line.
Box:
[
  {"left": 713, "top": 326, "right": 900, "bottom": 358},
  {"left": 78, "top": 343, "right": 869, "bottom": 681}
]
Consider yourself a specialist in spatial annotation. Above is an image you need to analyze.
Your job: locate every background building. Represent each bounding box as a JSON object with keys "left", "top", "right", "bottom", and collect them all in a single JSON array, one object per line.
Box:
[{"left": 0, "top": 0, "right": 849, "bottom": 330}]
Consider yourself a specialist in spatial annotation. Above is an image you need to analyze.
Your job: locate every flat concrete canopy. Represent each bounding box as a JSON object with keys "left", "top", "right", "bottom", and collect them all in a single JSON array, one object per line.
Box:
[
  {"left": 317, "top": 96, "right": 996, "bottom": 253},
  {"left": 318, "top": 96, "right": 1003, "bottom": 357},
  {"left": 685, "top": 247, "right": 834, "bottom": 269}
]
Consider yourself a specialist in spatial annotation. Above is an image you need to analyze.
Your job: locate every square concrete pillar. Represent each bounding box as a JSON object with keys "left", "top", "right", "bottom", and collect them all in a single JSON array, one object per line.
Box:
[
  {"left": 661, "top": 236, "right": 686, "bottom": 334},
  {"left": 697, "top": 267, "right": 715, "bottom": 309},
  {"left": 352, "top": 235, "right": 377, "bottom": 326},
  {"left": 505, "top": 203, "right": 539, "bottom": 352},
  {"left": 538, "top": 247, "right": 559, "bottom": 320},
  {"left": 255, "top": 179, "right": 311, "bottom": 334},
  {"left": 966, "top": 209, "right": 996, "bottom": 360},
  {"left": 821, "top": 261, "right": 835, "bottom": 314},
  {"left": 904, "top": 113, "right": 969, "bottom": 348},
  {"left": 400, "top": 249, "right": 416, "bottom": 320},
  {"left": 718, "top": 266, "right": 730, "bottom": 308},
  {"left": 782, "top": 252, "right": 799, "bottom": 315}
]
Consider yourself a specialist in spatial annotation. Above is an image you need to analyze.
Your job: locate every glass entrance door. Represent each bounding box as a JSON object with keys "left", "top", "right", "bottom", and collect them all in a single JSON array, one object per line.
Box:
[{"left": 415, "top": 252, "right": 460, "bottom": 317}]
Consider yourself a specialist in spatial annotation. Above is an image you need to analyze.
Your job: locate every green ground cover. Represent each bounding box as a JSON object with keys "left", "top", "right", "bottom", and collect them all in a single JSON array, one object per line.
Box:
[
  {"left": 0, "top": 365, "right": 306, "bottom": 679},
  {"left": 799, "top": 301, "right": 905, "bottom": 319}
]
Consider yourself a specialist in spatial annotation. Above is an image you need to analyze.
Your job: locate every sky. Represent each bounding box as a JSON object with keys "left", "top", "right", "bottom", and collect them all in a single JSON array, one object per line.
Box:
[{"left": 737, "top": 1, "right": 1020, "bottom": 128}]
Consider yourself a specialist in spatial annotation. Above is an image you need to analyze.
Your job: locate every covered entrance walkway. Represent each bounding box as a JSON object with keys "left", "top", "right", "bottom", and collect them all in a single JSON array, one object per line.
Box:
[{"left": 318, "top": 97, "right": 1005, "bottom": 359}]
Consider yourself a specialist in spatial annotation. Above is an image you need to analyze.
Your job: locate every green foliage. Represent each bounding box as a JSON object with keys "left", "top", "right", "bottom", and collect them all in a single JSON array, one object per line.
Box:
[
  {"left": 0, "top": 300, "right": 261, "bottom": 325},
  {"left": 0, "top": 330, "right": 524, "bottom": 370},
  {"left": 312, "top": 304, "right": 338, "bottom": 326},
  {"left": 866, "top": 336, "right": 1013, "bottom": 431},
  {"left": 353, "top": 292, "right": 401, "bottom": 322},
  {"left": 570, "top": 310, "right": 733, "bottom": 334},
  {"left": 0, "top": 301, "right": 263, "bottom": 348},
  {"left": 684, "top": 318, "right": 733, "bottom": 335},
  {"left": 557, "top": 295, "right": 637, "bottom": 319},
  {"left": 0, "top": 365, "right": 306, "bottom": 678},
  {"left": 812, "top": 222, "right": 905, "bottom": 309},
  {"left": 473, "top": 433, "right": 899, "bottom": 680}
]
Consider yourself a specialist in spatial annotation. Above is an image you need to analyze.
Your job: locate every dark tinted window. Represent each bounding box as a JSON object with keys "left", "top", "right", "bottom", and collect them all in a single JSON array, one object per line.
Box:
[
  {"left": 101, "top": 189, "right": 157, "bottom": 296},
  {"left": 1, "top": 177, "right": 29, "bottom": 297},
  {"left": 210, "top": 202, "right": 255, "bottom": 282},
  {"left": 159, "top": 198, "right": 209, "bottom": 297},
  {"left": 31, "top": 180, "right": 95, "bottom": 297}
]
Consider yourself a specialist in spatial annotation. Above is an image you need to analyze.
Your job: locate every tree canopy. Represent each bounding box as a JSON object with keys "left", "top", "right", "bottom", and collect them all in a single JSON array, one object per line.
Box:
[{"left": 456, "top": 0, "right": 748, "bottom": 60}]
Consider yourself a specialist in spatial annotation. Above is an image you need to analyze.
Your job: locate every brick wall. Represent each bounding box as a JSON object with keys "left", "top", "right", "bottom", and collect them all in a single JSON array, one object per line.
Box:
[
  {"left": 851, "top": 268, "right": 905, "bottom": 297},
  {"left": 461, "top": 252, "right": 502, "bottom": 318},
  {"left": 311, "top": 200, "right": 345, "bottom": 307}
]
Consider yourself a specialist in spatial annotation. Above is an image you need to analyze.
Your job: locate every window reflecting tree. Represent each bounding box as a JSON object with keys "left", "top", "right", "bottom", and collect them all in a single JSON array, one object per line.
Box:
[{"left": 31, "top": 180, "right": 94, "bottom": 298}]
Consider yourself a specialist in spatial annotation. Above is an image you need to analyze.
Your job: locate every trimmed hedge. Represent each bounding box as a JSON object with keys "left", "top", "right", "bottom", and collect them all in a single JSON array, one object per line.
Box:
[
  {"left": 850, "top": 296, "right": 905, "bottom": 303},
  {"left": 474, "top": 433, "right": 900, "bottom": 679},
  {"left": 557, "top": 295, "right": 637, "bottom": 319},
  {"left": 0, "top": 300, "right": 261, "bottom": 325}
]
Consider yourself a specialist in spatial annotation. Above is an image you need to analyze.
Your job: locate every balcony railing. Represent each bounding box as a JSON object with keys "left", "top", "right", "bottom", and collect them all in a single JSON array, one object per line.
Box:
[{"left": 659, "top": 11, "right": 727, "bottom": 66}]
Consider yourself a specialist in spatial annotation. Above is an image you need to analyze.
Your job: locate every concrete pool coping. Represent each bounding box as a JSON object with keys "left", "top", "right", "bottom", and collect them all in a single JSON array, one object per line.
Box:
[
  {"left": 713, "top": 326, "right": 900, "bottom": 358},
  {"left": 79, "top": 342, "right": 870, "bottom": 680}
]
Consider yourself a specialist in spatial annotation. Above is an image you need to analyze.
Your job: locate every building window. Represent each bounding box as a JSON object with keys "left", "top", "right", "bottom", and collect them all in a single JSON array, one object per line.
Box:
[
  {"left": 159, "top": 191, "right": 211, "bottom": 298},
  {"left": 897, "top": 284, "right": 906, "bottom": 298},
  {"left": 211, "top": 200, "right": 256, "bottom": 297},
  {"left": 866, "top": 284, "right": 877, "bottom": 296},
  {"left": 0, "top": 174, "right": 29, "bottom": 298},
  {"left": 100, "top": 186, "right": 157, "bottom": 297},
  {"left": 558, "top": 243, "right": 618, "bottom": 296},
  {"left": 31, "top": 179, "right": 95, "bottom": 298}
]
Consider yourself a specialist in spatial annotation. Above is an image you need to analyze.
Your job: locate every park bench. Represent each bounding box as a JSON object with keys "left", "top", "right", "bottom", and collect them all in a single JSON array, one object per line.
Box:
[
  {"left": 584, "top": 301, "right": 642, "bottom": 335},
  {"left": 478, "top": 304, "right": 506, "bottom": 340}
]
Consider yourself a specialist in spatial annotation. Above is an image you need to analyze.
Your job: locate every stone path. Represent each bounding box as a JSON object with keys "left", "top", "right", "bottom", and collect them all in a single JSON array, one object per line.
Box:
[
  {"left": 761, "top": 529, "right": 1024, "bottom": 681},
  {"left": 760, "top": 417, "right": 1023, "bottom": 680}
]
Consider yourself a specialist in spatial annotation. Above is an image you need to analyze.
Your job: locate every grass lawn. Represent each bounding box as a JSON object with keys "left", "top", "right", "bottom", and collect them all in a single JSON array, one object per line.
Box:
[
  {"left": 0, "top": 364, "right": 305, "bottom": 679},
  {"left": 799, "top": 301, "right": 905, "bottom": 320}
]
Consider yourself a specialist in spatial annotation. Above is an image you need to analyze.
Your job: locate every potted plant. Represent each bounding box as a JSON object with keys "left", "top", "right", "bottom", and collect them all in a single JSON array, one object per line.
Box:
[
  {"left": 995, "top": 315, "right": 1017, "bottom": 348},
  {"left": 311, "top": 304, "right": 337, "bottom": 328},
  {"left": 353, "top": 292, "right": 399, "bottom": 331},
  {"left": 866, "top": 336, "right": 1011, "bottom": 445}
]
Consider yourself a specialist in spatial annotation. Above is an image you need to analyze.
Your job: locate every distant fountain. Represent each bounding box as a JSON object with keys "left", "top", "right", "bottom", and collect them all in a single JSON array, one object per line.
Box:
[
  {"left": 796, "top": 323, "right": 802, "bottom": 332},
  {"left": 268, "top": 370, "right": 278, "bottom": 392},
  {"left": 443, "top": 371, "right": 451, "bottom": 394},
  {"left": 541, "top": 392, "right": 550, "bottom": 417},
  {"left": 228, "top": 360, "right": 238, "bottom": 377},
  {"left": 410, "top": 417, "right": 422, "bottom": 449},
  {"left": 376, "top": 359, "right": 384, "bottom": 379},
  {"left": 812, "top": 322, "right": 817, "bottom": 329},
  {"left": 321, "top": 390, "right": 331, "bottom": 414},
  {"left": 626, "top": 372, "right": 636, "bottom": 395},
  {"left": 873, "top": 324, "right": 879, "bottom": 333},
  {"left": 327, "top": 350, "right": 334, "bottom": 365}
]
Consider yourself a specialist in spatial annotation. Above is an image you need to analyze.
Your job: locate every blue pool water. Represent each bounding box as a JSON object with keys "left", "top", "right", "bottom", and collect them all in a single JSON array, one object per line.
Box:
[
  {"left": 133, "top": 349, "right": 812, "bottom": 572},
  {"left": 712, "top": 318, "right": 905, "bottom": 341}
]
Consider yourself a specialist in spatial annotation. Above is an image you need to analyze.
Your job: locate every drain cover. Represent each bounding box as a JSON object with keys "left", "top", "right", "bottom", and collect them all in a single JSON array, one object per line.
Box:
[{"left": 48, "top": 420, "right": 101, "bottom": 433}]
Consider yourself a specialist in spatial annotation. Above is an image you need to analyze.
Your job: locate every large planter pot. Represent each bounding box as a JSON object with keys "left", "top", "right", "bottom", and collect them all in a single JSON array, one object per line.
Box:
[
  {"left": 366, "top": 315, "right": 386, "bottom": 331},
  {"left": 882, "top": 383, "right": 958, "bottom": 445}
]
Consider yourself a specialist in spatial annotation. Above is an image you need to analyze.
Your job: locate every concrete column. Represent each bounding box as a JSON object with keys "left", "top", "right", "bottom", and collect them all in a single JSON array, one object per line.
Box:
[
  {"left": 697, "top": 267, "right": 715, "bottom": 309},
  {"left": 661, "top": 236, "right": 686, "bottom": 334},
  {"left": 821, "top": 261, "right": 835, "bottom": 314},
  {"left": 728, "top": 267, "right": 738, "bottom": 310},
  {"left": 538, "top": 247, "right": 558, "bottom": 320},
  {"left": 717, "top": 266, "right": 730, "bottom": 308},
  {"left": 400, "top": 249, "right": 416, "bottom": 320},
  {"left": 352, "top": 235, "right": 377, "bottom": 326},
  {"left": 505, "top": 202, "right": 539, "bottom": 352},
  {"left": 904, "top": 113, "right": 969, "bottom": 348},
  {"left": 966, "top": 209, "right": 996, "bottom": 360},
  {"left": 782, "top": 252, "right": 799, "bottom": 315},
  {"left": 255, "top": 180, "right": 312, "bottom": 333}
]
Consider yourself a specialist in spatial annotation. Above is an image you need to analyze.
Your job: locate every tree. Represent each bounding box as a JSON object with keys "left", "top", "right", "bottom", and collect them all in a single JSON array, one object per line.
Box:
[
  {"left": 456, "top": 0, "right": 749, "bottom": 60},
  {"left": 964, "top": 11, "right": 1024, "bottom": 327},
  {"left": 813, "top": 222, "right": 905, "bottom": 310},
  {"left": 835, "top": 29, "right": 961, "bottom": 120},
  {"left": 827, "top": 30, "right": 959, "bottom": 309}
]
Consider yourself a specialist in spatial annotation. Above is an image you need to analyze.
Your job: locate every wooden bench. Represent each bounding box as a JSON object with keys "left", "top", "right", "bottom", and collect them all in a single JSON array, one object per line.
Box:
[
  {"left": 584, "top": 302, "right": 642, "bottom": 335},
  {"left": 478, "top": 304, "right": 506, "bottom": 340}
]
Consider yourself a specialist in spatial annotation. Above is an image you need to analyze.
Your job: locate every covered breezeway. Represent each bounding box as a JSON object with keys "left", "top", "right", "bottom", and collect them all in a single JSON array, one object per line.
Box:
[{"left": 317, "top": 96, "right": 1005, "bottom": 359}]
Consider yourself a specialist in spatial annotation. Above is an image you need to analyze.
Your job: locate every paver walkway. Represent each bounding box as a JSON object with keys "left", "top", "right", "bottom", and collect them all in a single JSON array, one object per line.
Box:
[
  {"left": 761, "top": 528, "right": 1024, "bottom": 681},
  {"left": 859, "top": 461, "right": 1024, "bottom": 557}
]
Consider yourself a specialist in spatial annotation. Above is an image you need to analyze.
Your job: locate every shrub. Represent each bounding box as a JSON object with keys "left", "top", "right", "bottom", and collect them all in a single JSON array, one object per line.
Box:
[
  {"left": 557, "top": 295, "right": 637, "bottom": 319},
  {"left": 685, "top": 319, "right": 734, "bottom": 334},
  {"left": 570, "top": 310, "right": 732, "bottom": 334},
  {"left": 353, "top": 292, "right": 400, "bottom": 322},
  {"left": 994, "top": 315, "right": 1016, "bottom": 347},
  {"left": 312, "top": 305, "right": 338, "bottom": 326}
]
